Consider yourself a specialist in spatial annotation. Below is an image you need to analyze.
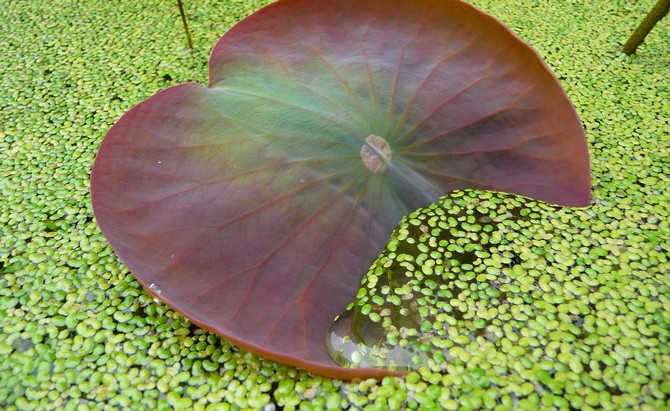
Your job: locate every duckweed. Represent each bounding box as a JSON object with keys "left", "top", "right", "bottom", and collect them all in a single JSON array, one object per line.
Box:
[
  {"left": 329, "top": 189, "right": 668, "bottom": 406},
  {"left": 1, "top": 0, "right": 669, "bottom": 409}
]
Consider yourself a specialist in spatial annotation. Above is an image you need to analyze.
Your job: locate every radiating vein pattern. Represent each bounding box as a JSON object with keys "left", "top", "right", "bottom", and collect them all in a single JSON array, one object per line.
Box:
[{"left": 91, "top": 0, "right": 590, "bottom": 380}]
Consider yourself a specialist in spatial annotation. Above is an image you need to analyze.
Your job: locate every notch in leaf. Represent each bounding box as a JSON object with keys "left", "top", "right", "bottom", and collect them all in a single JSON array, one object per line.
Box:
[{"left": 90, "top": 0, "right": 590, "bottom": 379}]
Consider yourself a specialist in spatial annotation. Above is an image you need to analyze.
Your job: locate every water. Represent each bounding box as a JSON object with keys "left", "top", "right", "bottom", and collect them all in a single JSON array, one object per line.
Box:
[
  {"left": 148, "top": 282, "right": 162, "bottom": 303},
  {"left": 327, "top": 305, "right": 423, "bottom": 370},
  {"left": 326, "top": 190, "right": 525, "bottom": 371}
]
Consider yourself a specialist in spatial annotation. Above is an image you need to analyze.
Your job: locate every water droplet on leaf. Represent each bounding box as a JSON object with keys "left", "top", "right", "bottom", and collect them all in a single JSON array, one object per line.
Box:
[{"left": 149, "top": 282, "right": 162, "bottom": 303}]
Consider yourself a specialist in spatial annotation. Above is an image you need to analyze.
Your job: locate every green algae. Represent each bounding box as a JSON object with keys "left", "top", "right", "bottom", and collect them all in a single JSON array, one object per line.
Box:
[{"left": 1, "top": 0, "right": 669, "bottom": 409}]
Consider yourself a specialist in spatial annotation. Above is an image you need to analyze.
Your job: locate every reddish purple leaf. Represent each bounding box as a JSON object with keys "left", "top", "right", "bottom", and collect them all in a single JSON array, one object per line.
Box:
[{"left": 90, "top": 0, "right": 590, "bottom": 379}]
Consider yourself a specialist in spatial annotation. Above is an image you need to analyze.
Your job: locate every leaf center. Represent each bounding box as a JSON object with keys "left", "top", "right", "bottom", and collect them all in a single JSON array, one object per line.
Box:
[{"left": 360, "top": 135, "right": 392, "bottom": 174}]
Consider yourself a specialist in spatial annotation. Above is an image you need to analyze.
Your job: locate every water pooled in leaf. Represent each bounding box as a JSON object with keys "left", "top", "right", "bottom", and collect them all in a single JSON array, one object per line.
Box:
[
  {"left": 327, "top": 189, "right": 532, "bottom": 370},
  {"left": 327, "top": 306, "right": 422, "bottom": 369}
]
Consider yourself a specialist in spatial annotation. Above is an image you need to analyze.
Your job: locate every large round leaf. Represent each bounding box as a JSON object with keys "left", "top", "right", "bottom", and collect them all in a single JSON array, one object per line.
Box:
[{"left": 90, "top": 0, "right": 590, "bottom": 379}]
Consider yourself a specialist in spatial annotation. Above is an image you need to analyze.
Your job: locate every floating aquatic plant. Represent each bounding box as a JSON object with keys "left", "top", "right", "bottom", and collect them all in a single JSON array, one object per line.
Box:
[
  {"left": 90, "top": 0, "right": 590, "bottom": 378},
  {"left": 330, "top": 189, "right": 670, "bottom": 404}
]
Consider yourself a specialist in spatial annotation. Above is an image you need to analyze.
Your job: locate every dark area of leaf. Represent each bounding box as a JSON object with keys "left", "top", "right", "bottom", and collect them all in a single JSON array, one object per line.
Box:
[{"left": 90, "top": 0, "right": 590, "bottom": 379}]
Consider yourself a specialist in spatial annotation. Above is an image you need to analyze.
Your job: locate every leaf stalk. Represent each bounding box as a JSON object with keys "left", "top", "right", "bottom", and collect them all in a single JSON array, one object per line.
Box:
[
  {"left": 177, "top": 0, "right": 194, "bottom": 49},
  {"left": 622, "top": 0, "right": 669, "bottom": 55}
]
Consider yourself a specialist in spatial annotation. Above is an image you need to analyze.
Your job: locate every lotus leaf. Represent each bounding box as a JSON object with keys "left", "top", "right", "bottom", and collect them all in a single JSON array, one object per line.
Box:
[{"left": 90, "top": 0, "right": 590, "bottom": 379}]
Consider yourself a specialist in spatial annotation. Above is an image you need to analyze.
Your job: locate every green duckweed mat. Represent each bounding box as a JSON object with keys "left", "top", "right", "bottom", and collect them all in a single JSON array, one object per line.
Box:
[{"left": 1, "top": 0, "right": 668, "bottom": 410}]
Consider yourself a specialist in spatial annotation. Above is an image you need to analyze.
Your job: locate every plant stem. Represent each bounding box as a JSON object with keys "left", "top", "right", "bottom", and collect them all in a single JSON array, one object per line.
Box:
[
  {"left": 177, "top": 0, "right": 194, "bottom": 49},
  {"left": 622, "top": 0, "right": 670, "bottom": 55}
]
